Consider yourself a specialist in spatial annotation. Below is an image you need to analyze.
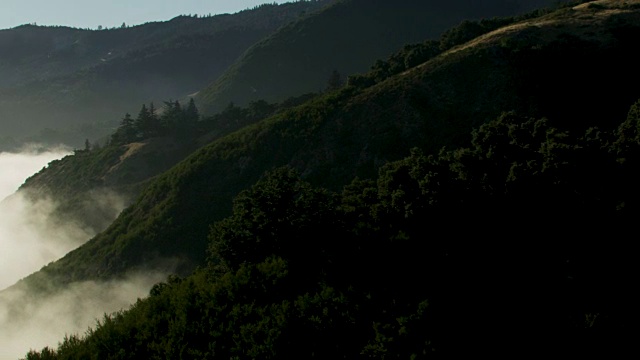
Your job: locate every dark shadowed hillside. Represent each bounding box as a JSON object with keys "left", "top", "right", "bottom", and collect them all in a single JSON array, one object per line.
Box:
[
  {"left": 18, "top": 2, "right": 640, "bottom": 357},
  {"left": 15, "top": 0, "right": 640, "bottom": 290},
  {"left": 195, "top": 0, "right": 570, "bottom": 114},
  {"left": 9, "top": 0, "right": 640, "bottom": 358}
]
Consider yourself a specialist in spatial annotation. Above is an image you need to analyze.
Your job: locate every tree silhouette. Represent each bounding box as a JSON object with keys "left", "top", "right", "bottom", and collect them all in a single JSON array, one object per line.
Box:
[{"left": 326, "top": 69, "right": 343, "bottom": 91}]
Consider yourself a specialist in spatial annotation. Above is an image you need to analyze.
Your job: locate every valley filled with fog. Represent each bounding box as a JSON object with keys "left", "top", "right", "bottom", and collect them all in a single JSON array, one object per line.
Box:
[
  {"left": 0, "top": 148, "right": 168, "bottom": 359},
  {"left": 0, "top": 146, "right": 73, "bottom": 289}
]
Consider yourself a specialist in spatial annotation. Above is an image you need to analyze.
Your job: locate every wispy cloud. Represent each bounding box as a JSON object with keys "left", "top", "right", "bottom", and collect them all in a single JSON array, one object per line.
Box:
[
  {"left": 0, "top": 192, "right": 93, "bottom": 289},
  {"left": 0, "top": 146, "right": 74, "bottom": 289},
  {"left": 0, "top": 272, "right": 169, "bottom": 359},
  {"left": 0, "top": 146, "right": 163, "bottom": 358},
  {"left": 0, "top": 145, "right": 70, "bottom": 201}
]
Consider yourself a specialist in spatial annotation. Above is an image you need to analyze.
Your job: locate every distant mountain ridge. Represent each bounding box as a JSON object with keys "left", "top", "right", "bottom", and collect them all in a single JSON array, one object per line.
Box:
[
  {"left": 195, "top": 0, "right": 571, "bottom": 114},
  {"left": 0, "top": 0, "right": 332, "bottom": 147}
]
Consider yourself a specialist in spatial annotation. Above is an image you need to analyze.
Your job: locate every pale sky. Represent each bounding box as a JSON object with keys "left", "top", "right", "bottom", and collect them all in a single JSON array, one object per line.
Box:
[{"left": 0, "top": 0, "right": 289, "bottom": 30}]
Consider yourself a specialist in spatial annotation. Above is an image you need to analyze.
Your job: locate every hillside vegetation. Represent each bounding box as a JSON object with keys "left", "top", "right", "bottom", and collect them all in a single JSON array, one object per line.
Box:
[
  {"left": 23, "top": 79, "right": 640, "bottom": 359},
  {"left": 17, "top": 0, "right": 640, "bottom": 287},
  {"left": 11, "top": 0, "right": 596, "bottom": 288},
  {"left": 15, "top": 93, "right": 322, "bottom": 240},
  {"left": 12, "top": 0, "right": 640, "bottom": 357}
]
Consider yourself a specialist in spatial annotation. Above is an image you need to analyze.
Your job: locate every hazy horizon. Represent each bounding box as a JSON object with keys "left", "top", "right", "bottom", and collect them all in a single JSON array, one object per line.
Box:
[{"left": 1, "top": 0, "right": 289, "bottom": 30}]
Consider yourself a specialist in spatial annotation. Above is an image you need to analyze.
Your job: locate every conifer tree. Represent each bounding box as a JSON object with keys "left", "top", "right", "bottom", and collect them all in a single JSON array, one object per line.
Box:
[
  {"left": 134, "top": 103, "right": 160, "bottom": 138},
  {"left": 112, "top": 112, "right": 136, "bottom": 144},
  {"left": 148, "top": 102, "right": 160, "bottom": 136},
  {"left": 185, "top": 98, "right": 200, "bottom": 123},
  {"left": 326, "top": 69, "right": 343, "bottom": 91},
  {"left": 160, "top": 100, "right": 183, "bottom": 133},
  {"left": 134, "top": 104, "right": 150, "bottom": 138}
]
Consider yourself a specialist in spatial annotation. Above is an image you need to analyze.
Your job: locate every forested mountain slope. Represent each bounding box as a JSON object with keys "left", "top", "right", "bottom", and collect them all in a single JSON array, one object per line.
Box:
[
  {"left": 9, "top": 0, "right": 573, "bottom": 232},
  {"left": 13, "top": 0, "right": 640, "bottom": 357},
  {"left": 26, "top": 102, "right": 640, "bottom": 358},
  {"left": 21, "top": 1, "right": 640, "bottom": 353},
  {"left": 16, "top": 0, "right": 640, "bottom": 290},
  {"left": 14, "top": 94, "right": 319, "bottom": 238}
]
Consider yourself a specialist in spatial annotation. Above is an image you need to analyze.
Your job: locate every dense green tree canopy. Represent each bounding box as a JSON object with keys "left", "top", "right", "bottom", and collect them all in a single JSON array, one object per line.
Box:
[{"left": 24, "top": 100, "right": 640, "bottom": 358}]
